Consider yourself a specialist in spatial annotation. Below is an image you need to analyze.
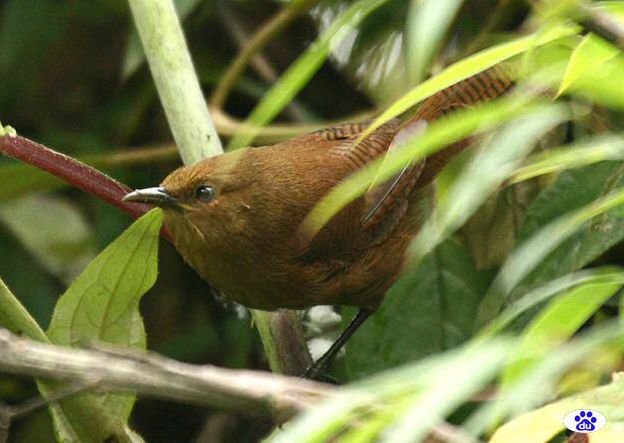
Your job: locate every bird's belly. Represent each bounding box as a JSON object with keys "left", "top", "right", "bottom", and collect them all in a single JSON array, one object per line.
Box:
[
  {"left": 233, "top": 248, "right": 406, "bottom": 311},
  {"left": 168, "top": 204, "right": 414, "bottom": 311},
  {"left": 197, "top": 255, "right": 403, "bottom": 311}
]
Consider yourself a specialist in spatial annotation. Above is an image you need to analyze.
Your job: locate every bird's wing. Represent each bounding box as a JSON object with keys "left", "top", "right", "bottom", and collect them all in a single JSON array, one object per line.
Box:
[
  {"left": 293, "top": 121, "right": 401, "bottom": 261},
  {"left": 310, "top": 122, "right": 373, "bottom": 140},
  {"left": 296, "top": 64, "right": 515, "bottom": 260},
  {"left": 361, "top": 63, "right": 515, "bottom": 237}
]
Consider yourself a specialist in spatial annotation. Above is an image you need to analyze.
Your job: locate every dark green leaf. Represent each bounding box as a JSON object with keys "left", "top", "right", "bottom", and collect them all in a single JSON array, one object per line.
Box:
[
  {"left": 345, "top": 238, "right": 492, "bottom": 379},
  {"left": 517, "top": 161, "right": 624, "bottom": 293},
  {"left": 0, "top": 195, "right": 96, "bottom": 284}
]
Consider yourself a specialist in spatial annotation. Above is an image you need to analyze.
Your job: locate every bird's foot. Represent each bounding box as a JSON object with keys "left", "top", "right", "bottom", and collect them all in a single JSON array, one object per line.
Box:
[{"left": 303, "top": 363, "right": 341, "bottom": 384}]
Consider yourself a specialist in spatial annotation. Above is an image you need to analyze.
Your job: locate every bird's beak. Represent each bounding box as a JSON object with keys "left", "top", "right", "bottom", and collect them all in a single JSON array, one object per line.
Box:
[{"left": 122, "top": 187, "right": 181, "bottom": 209}]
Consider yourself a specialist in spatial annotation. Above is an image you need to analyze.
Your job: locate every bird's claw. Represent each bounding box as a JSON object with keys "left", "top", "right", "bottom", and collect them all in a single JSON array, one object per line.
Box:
[{"left": 303, "top": 364, "right": 341, "bottom": 384}]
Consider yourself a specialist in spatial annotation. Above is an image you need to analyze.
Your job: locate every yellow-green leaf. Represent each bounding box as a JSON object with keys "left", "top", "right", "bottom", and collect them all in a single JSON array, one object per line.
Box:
[
  {"left": 509, "top": 135, "right": 624, "bottom": 184},
  {"left": 299, "top": 96, "right": 551, "bottom": 242},
  {"left": 405, "top": 0, "right": 465, "bottom": 83},
  {"left": 360, "top": 23, "right": 577, "bottom": 140},
  {"left": 491, "top": 373, "right": 624, "bottom": 443},
  {"left": 500, "top": 281, "right": 621, "bottom": 389},
  {"left": 558, "top": 34, "right": 619, "bottom": 96},
  {"left": 597, "top": 1, "right": 624, "bottom": 22}
]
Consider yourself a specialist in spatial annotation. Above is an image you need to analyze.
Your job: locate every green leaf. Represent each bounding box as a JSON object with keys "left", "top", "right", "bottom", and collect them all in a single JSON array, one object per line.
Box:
[
  {"left": 478, "top": 267, "right": 624, "bottom": 339},
  {"left": 0, "top": 195, "right": 96, "bottom": 284},
  {"left": 40, "top": 209, "right": 163, "bottom": 442},
  {"left": 499, "top": 280, "right": 621, "bottom": 388},
  {"left": 521, "top": 164, "right": 624, "bottom": 284},
  {"left": 300, "top": 97, "right": 552, "bottom": 241},
  {"left": 405, "top": 0, "right": 465, "bottom": 83},
  {"left": 509, "top": 135, "right": 624, "bottom": 184},
  {"left": 345, "top": 238, "right": 492, "bottom": 379},
  {"left": 597, "top": 1, "right": 624, "bottom": 22},
  {"left": 270, "top": 339, "right": 511, "bottom": 443},
  {"left": 360, "top": 23, "right": 577, "bottom": 139},
  {"left": 559, "top": 49, "right": 624, "bottom": 110},
  {"left": 410, "top": 105, "right": 566, "bottom": 263},
  {"left": 375, "top": 342, "right": 508, "bottom": 443},
  {"left": 465, "top": 321, "right": 623, "bottom": 437},
  {"left": 477, "top": 162, "right": 624, "bottom": 326},
  {"left": 227, "top": 0, "right": 391, "bottom": 149},
  {"left": 470, "top": 136, "right": 624, "bottom": 270},
  {"left": 557, "top": 34, "right": 619, "bottom": 96},
  {"left": 0, "top": 274, "right": 144, "bottom": 443},
  {"left": 0, "top": 275, "right": 48, "bottom": 342},
  {"left": 337, "top": 406, "right": 400, "bottom": 443}
]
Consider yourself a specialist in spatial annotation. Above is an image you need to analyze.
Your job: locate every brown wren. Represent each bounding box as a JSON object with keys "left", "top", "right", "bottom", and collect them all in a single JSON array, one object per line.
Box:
[{"left": 124, "top": 65, "right": 513, "bottom": 379}]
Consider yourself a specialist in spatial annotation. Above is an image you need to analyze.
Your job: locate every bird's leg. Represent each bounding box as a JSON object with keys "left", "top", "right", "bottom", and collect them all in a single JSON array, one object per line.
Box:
[{"left": 304, "top": 308, "right": 373, "bottom": 382}]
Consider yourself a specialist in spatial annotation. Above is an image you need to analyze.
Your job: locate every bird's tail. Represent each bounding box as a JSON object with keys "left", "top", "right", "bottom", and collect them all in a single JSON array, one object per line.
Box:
[
  {"left": 362, "top": 63, "right": 516, "bottom": 226},
  {"left": 410, "top": 62, "right": 516, "bottom": 184}
]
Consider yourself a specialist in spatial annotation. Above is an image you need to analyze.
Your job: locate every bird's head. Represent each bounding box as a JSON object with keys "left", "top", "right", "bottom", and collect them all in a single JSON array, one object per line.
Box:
[{"left": 123, "top": 150, "right": 255, "bottom": 243}]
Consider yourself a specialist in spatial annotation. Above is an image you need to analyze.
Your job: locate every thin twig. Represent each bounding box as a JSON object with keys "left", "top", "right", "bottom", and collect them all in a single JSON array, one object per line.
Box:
[
  {"left": 92, "top": 143, "right": 177, "bottom": 167},
  {"left": 0, "top": 134, "right": 172, "bottom": 241},
  {"left": 462, "top": 0, "right": 518, "bottom": 56},
  {"left": 0, "top": 348, "right": 486, "bottom": 441},
  {"left": 0, "top": 328, "right": 334, "bottom": 423},
  {"left": 0, "top": 382, "right": 99, "bottom": 443},
  {"left": 211, "top": 106, "right": 378, "bottom": 143},
  {"left": 210, "top": 0, "right": 320, "bottom": 110},
  {"left": 217, "top": 1, "right": 281, "bottom": 86},
  {"left": 578, "top": 2, "right": 624, "bottom": 51},
  {"left": 216, "top": 0, "right": 309, "bottom": 121},
  {"left": 9, "top": 380, "right": 101, "bottom": 420}
]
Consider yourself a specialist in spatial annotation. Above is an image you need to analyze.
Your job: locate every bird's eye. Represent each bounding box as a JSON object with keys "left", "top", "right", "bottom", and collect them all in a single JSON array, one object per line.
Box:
[{"left": 195, "top": 185, "right": 216, "bottom": 202}]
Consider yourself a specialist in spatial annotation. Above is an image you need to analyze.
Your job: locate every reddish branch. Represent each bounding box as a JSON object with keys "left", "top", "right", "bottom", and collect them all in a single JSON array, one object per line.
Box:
[{"left": 0, "top": 134, "right": 172, "bottom": 240}]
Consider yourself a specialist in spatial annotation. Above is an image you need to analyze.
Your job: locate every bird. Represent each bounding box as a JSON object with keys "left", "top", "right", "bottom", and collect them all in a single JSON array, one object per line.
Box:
[{"left": 123, "top": 64, "right": 514, "bottom": 379}]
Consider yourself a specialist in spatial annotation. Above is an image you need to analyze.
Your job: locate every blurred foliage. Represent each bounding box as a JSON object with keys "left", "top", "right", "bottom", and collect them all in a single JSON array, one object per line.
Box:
[
  {"left": 344, "top": 236, "right": 494, "bottom": 379},
  {"left": 2, "top": 0, "right": 624, "bottom": 442}
]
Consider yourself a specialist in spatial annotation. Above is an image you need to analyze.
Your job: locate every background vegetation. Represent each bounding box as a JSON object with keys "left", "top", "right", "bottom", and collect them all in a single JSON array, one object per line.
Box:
[{"left": 0, "top": 0, "right": 623, "bottom": 442}]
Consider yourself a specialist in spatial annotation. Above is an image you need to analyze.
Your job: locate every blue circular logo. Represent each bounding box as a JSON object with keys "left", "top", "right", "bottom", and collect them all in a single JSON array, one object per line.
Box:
[{"left": 563, "top": 409, "right": 606, "bottom": 433}]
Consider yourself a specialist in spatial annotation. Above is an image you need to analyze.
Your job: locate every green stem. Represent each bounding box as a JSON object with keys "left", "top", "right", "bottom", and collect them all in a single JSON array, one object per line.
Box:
[
  {"left": 253, "top": 310, "right": 311, "bottom": 375},
  {"left": 127, "top": 0, "right": 311, "bottom": 375},
  {"left": 127, "top": 0, "right": 223, "bottom": 163}
]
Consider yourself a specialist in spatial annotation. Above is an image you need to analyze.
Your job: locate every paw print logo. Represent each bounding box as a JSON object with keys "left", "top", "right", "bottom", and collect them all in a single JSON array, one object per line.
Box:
[
  {"left": 564, "top": 409, "right": 606, "bottom": 433},
  {"left": 574, "top": 410, "right": 597, "bottom": 431}
]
